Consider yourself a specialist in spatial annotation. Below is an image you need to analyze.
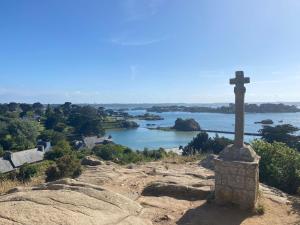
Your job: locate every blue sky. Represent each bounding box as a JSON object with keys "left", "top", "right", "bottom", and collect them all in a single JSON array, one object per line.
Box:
[{"left": 0, "top": 0, "right": 300, "bottom": 103}]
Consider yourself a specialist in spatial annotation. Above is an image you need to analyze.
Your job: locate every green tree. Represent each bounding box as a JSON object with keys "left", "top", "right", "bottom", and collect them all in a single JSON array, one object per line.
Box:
[
  {"left": 260, "top": 124, "right": 300, "bottom": 150},
  {"left": 0, "top": 118, "right": 40, "bottom": 150},
  {"left": 44, "top": 140, "right": 72, "bottom": 160},
  {"left": 183, "top": 132, "right": 232, "bottom": 155},
  {"left": 32, "top": 102, "right": 44, "bottom": 115},
  {"left": 68, "top": 106, "right": 104, "bottom": 136},
  {"left": 39, "top": 130, "right": 66, "bottom": 145},
  {"left": 19, "top": 103, "right": 32, "bottom": 113},
  {"left": 8, "top": 102, "right": 19, "bottom": 112},
  {"left": 0, "top": 104, "right": 8, "bottom": 115},
  {"left": 183, "top": 132, "right": 209, "bottom": 155}
]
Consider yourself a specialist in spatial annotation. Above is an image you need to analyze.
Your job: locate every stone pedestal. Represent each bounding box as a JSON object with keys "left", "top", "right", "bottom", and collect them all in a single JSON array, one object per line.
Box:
[{"left": 214, "top": 144, "right": 260, "bottom": 210}]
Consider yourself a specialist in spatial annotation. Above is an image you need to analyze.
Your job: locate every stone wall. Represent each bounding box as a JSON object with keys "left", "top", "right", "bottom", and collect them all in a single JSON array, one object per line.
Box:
[{"left": 214, "top": 157, "right": 259, "bottom": 209}]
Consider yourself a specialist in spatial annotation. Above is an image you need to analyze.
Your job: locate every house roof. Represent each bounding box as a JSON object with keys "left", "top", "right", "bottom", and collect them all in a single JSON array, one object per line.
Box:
[
  {"left": 10, "top": 148, "right": 44, "bottom": 168},
  {"left": 83, "top": 136, "right": 112, "bottom": 149},
  {"left": 0, "top": 158, "right": 14, "bottom": 173}
]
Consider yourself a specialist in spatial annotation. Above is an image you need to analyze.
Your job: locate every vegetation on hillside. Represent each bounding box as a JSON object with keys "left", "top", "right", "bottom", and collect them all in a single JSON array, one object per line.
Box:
[
  {"left": 252, "top": 140, "right": 300, "bottom": 194},
  {"left": 93, "top": 144, "right": 172, "bottom": 165}
]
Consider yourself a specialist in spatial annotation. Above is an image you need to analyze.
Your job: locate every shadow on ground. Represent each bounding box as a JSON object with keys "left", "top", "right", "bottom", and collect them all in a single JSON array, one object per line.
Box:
[
  {"left": 289, "top": 196, "right": 300, "bottom": 224},
  {"left": 176, "top": 202, "right": 254, "bottom": 225}
]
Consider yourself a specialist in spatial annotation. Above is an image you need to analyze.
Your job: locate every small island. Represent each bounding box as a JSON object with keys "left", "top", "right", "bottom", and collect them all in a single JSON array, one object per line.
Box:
[
  {"left": 173, "top": 118, "right": 201, "bottom": 131},
  {"left": 148, "top": 118, "right": 201, "bottom": 132},
  {"left": 255, "top": 119, "right": 274, "bottom": 125},
  {"left": 134, "top": 113, "right": 164, "bottom": 121},
  {"left": 120, "top": 120, "right": 139, "bottom": 128}
]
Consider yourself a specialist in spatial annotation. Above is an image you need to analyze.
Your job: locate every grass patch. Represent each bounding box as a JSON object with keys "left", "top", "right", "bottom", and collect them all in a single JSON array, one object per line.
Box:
[
  {"left": 162, "top": 153, "right": 206, "bottom": 164},
  {"left": 255, "top": 203, "right": 265, "bottom": 215}
]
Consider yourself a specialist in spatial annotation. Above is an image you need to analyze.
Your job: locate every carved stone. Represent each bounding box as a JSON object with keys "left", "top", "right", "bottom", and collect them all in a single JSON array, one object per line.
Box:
[{"left": 214, "top": 71, "right": 260, "bottom": 210}]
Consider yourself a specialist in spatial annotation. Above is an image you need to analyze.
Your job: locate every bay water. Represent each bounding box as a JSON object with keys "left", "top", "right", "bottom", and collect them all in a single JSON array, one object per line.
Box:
[{"left": 107, "top": 110, "right": 300, "bottom": 150}]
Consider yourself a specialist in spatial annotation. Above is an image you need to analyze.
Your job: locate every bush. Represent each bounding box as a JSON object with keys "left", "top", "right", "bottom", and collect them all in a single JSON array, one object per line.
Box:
[
  {"left": 252, "top": 140, "right": 300, "bottom": 194},
  {"left": 17, "top": 163, "right": 38, "bottom": 182},
  {"left": 39, "top": 130, "right": 66, "bottom": 146},
  {"left": 206, "top": 135, "right": 233, "bottom": 154},
  {"left": 93, "top": 144, "right": 168, "bottom": 165},
  {"left": 44, "top": 140, "right": 72, "bottom": 160},
  {"left": 142, "top": 148, "right": 167, "bottom": 160},
  {"left": 46, "top": 154, "right": 82, "bottom": 182},
  {"left": 45, "top": 165, "right": 61, "bottom": 182},
  {"left": 93, "top": 144, "right": 140, "bottom": 164},
  {"left": 183, "top": 133, "right": 233, "bottom": 155},
  {"left": 0, "top": 145, "right": 4, "bottom": 157},
  {"left": 260, "top": 124, "right": 300, "bottom": 150}
]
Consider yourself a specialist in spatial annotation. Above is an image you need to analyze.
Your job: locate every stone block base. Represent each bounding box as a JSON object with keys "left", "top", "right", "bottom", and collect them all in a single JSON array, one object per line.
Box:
[{"left": 214, "top": 157, "right": 259, "bottom": 209}]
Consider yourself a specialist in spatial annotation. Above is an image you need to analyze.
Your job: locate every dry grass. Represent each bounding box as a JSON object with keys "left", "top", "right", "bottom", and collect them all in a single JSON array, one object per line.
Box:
[
  {"left": 162, "top": 154, "right": 206, "bottom": 164},
  {"left": 0, "top": 176, "right": 45, "bottom": 194}
]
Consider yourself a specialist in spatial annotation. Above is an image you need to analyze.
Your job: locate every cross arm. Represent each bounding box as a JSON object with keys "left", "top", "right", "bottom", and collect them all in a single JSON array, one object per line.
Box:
[
  {"left": 230, "top": 78, "right": 236, "bottom": 85},
  {"left": 244, "top": 77, "right": 250, "bottom": 83}
]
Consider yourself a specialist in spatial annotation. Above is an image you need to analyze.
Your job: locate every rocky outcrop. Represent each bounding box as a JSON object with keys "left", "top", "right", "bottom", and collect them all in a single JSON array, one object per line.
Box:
[
  {"left": 0, "top": 179, "right": 151, "bottom": 225},
  {"left": 0, "top": 160, "right": 299, "bottom": 225},
  {"left": 173, "top": 118, "right": 201, "bottom": 131},
  {"left": 142, "top": 181, "right": 211, "bottom": 200},
  {"left": 199, "top": 154, "right": 218, "bottom": 170},
  {"left": 255, "top": 119, "right": 274, "bottom": 125},
  {"left": 121, "top": 120, "right": 139, "bottom": 128},
  {"left": 81, "top": 156, "right": 103, "bottom": 166}
]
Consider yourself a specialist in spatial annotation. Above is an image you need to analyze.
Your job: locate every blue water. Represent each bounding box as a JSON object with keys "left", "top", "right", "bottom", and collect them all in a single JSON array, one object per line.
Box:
[{"left": 106, "top": 110, "right": 300, "bottom": 150}]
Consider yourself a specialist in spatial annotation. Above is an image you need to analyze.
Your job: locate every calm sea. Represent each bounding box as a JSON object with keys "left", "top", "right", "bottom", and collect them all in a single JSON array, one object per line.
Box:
[{"left": 106, "top": 110, "right": 300, "bottom": 150}]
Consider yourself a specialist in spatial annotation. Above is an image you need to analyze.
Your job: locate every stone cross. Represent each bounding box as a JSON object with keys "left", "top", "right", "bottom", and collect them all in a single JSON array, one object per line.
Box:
[{"left": 230, "top": 71, "right": 250, "bottom": 148}]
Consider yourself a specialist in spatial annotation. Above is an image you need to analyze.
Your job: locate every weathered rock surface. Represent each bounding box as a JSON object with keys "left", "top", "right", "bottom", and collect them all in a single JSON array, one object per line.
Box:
[
  {"left": 0, "top": 178, "right": 151, "bottom": 225},
  {"left": 199, "top": 154, "right": 218, "bottom": 170},
  {"left": 142, "top": 181, "right": 211, "bottom": 200},
  {"left": 81, "top": 156, "right": 103, "bottom": 166},
  {"left": 0, "top": 160, "right": 299, "bottom": 225}
]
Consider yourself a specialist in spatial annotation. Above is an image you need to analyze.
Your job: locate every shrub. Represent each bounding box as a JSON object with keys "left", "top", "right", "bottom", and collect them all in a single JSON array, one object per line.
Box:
[
  {"left": 260, "top": 124, "right": 300, "bottom": 150},
  {"left": 206, "top": 135, "right": 233, "bottom": 154},
  {"left": 45, "top": 165, "right": 61, "bottom": 182},
  {"left": 183, "top": 133, "right": 233, "bottom": 155},
  {"left": 0, "top": 145, "right": 4, "bottom": 157},
  {"left": 142, "top": 148, "right": 167, "bottom": 160},
  {"left": 93, "top": 144, "right": 168, "bottom": 165},
  {"left": 252, "top": 140, "right": 300, "bottom": 194},
  {"left": 44, "top": 140, "right": 72, "bottom": 160},
  {"left": 93, "top": 144, "right": 140, "bottom": 164},
  {"left": 39, "top": 130, "right": 66, "bottom": 146},
  {"left": 45, "top": 154, "right": 82, "bottom": 182},
  {"left": 255, "top": 204, "right": 265, "bottom": 215},
  {"left": 17, "top": 163, "right": 38, "bottom": 182}
]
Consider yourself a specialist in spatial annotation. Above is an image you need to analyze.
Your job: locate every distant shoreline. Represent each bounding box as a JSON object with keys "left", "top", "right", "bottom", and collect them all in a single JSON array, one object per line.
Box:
[
  {"left": 147, "top": 127, "right": 262, "bottom": 136},
  {"left": 144, "top": 103, "right": 300, "bottom": 114}
]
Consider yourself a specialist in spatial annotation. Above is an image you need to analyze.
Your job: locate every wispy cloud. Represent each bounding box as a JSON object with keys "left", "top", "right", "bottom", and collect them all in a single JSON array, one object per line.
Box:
[
  {"left": 130, "top": 65, "right": 138, "bottom": 81},
  {"left": 110, "top": 36, "right": 169, "bottom": 46},
  {"left": 121, "top": 0, "right": 166, "bottom": 22}
]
